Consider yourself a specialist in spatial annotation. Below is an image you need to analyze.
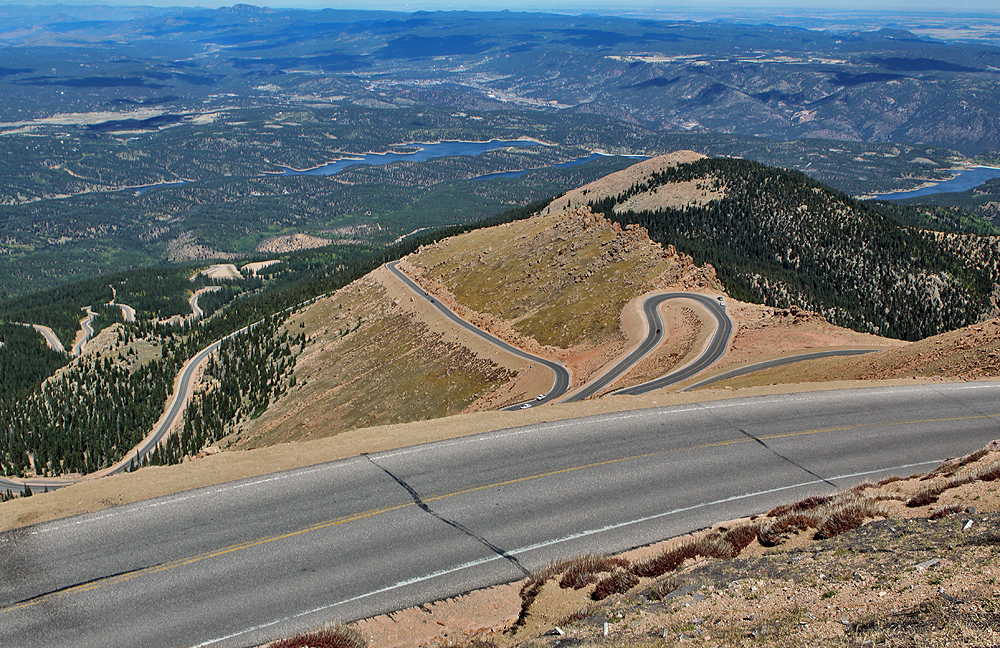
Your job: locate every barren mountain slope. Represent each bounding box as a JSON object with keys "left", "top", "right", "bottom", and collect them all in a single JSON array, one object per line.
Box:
[
  {"left": 698, "top": 316, "right": 1000, "bottom": 390},
  {"left": 542, "top": 150, "right": 712, "bottom": 216},
  {"left": 402, "top": 205, "right": 719, "bottom": 390},
  {"left": 221, "top": 267, "right": 538, "bottom": 449}
]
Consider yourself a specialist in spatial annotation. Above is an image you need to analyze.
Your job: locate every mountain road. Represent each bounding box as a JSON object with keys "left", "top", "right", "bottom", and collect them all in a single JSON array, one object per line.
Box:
[{"left": 2, "top": 382, "right": 999, "bottom": 648}]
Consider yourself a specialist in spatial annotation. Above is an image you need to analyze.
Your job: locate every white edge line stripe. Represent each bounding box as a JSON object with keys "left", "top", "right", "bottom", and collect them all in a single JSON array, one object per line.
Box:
[{"left": 189, "top": 459, "right": 940, "bottom": 648}]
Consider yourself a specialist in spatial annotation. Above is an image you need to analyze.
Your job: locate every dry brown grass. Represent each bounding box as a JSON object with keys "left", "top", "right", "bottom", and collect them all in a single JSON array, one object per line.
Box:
[
  {"left": 558, "top": 554, "right": 630, "bottom": 590},
  {"left": 591, "top": 569, "right": 639, "bottom": 601},
  {"left": 269, "top": 625, "right": 365, "bottom": 648}
]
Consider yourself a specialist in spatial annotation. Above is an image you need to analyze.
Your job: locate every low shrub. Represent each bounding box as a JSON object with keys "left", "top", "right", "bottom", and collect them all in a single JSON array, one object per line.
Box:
[
  {"left": 559, "top": 554, "right": 630, "bottom": 590},
  {"left": 766, "top": 495, "right": 832, "bottom": 518},
  {"left": 270, "top": 625, "right": 366, "bottom": 648},
  {"left": 591, "top": 569, "right": 639, "bottom": 601}
]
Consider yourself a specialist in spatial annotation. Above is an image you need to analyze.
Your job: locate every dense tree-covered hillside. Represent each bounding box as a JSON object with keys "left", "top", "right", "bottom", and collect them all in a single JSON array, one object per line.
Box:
[{"left": 589, "top": 158, "right": 997, "bottom": 340}]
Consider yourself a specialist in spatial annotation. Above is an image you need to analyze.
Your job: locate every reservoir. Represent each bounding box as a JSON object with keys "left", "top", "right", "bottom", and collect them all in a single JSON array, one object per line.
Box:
[
  {"left": 870, "top": 166, "right": 1000, "bottom": 201},
  {"left": 273, "top": 138, "right": 544, "bottom": 176},
  {"left": 132, "top": 139, "right": 635, "bottom": 194}
]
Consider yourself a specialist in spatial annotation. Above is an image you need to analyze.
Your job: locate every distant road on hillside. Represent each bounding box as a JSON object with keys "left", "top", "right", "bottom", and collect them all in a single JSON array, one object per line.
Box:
[
  {"left": 190, "top": 286, "right": 223, "bottom": 320},
  {"left": 26, "top": 324, "right": 65, "bottom": 354},
  {"left": 682, "top": 348, "right": 882, "bottom": 391},
  {"left": 386, "top": 261, "right": 571, "bottom": 401},
  {"left": 0, "top": 332, "right": 227, "bottom": 494},
  {"left": 70, "top": 307, "right": 96, "bottom": 357},
  {"left": 3, "top": 382, "right": 999, "bottom": 648},
  {"left": 565, "top": 293, "right": 732, "bottom": 402}
]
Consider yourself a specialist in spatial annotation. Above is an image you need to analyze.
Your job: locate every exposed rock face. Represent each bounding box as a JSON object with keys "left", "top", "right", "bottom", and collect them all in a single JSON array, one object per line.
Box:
[
  {"left": 255, "top": 233, "right": 332, "bottom": 254},
  {"left": 165, "top": 231, "right": 239, "bottom": 262}
]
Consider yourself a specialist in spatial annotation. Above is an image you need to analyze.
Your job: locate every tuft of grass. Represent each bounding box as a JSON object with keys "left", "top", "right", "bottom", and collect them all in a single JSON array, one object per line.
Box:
[
  {"left": 591, "top": 569, "right": 640, "bottom": 601},
  {"left": 814, "top": 510, "right": 865, "bottom": 540},
  {"left": 269, "top": 625, "right": 366, "bottom": 648},
  {"left": 631, "top": 542, "right": 699, "bottom": 578},
  {"left": 907, "top": 487, "right": 943, "bottom": 507},
  {"left": 447, "top": 641, "right": 499, "bottom": 648},
  {"left": 767, "top": 494, "right": 832, "bottom": 518},
  {"left": 721, "top": 523, "right": 759, "bottom": 554},
  {"left": 907, "top": 470, "right": 981, "bottom": 507},
  {"left": 929, "top": 504, "right": 962, "bottom": 519},
  {"left": 630, "top": 528, "right": 757, "bottom": 578},
  {"left": 974, "top": 461, "right": 1000, "bottom": 482},
  {"left": 876, "top": 475, "right": 906, "bottom": 487},
  {"left": 557, "top": 607, "right": 594, "bottom": 626},
  {"left": 757, "top": 512, "right": 821, "bottom": 547},
  {"left": 559, "top": 553, "right": 630, "bottom": 590},
  {"left": 958, "top": 448, "right": 990, "bottom": 468},
  {"left": 641, "top": 575, "right": 679, "bottom": 602}
]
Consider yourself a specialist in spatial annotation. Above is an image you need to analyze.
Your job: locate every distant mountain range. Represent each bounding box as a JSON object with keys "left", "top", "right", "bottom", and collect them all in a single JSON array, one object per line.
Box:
[{"left": 1, "top": 6, "right": 1000, "bottom": 155}]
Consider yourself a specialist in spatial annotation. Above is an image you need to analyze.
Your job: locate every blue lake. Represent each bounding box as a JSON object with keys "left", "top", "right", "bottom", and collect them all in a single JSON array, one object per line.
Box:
[
  {"left": 130, "top": 140, "right": 636, "bottom": 194},
  {"left": 272, "top": 138, "right": 544, "bottom": 176},
  {"left": 870, "top": 166, "right": 1000, "bottom": 201}
]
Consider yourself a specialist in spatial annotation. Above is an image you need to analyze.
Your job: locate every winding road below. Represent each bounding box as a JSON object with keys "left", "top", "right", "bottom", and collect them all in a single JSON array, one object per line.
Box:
[
  {"left": 565, "top": 293, "right": 731, "bottom": 402},
  {"left": 190, "top": 286, "right": 223, "bottom": 321},
  {"left": 0, "top": 331, "right": 232, "bottom": 494},
  {"left": 26, "top": 324, "right": 65, "bottom": 354},
  {"left": 70, "top": 306, "right": 95, "bottom": 357},
  {"left": 2, "top": 382, "right": 998, "bottom": 648},
  {"left": 682, "top": 348, "right": 881, "bottom": 391}
]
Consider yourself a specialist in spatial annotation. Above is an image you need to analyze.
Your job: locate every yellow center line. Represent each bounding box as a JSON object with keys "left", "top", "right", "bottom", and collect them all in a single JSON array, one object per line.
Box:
[{"left": 6, "top": 412, "right": 997, "bottom": 613}]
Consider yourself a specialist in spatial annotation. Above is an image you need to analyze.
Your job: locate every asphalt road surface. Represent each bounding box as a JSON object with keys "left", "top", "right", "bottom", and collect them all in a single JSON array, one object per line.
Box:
[
  {"left": 385, "top": 261, "right": 571, "bottom": 403},
  {"left": 3, "top": 382, "right": 999, "bottom": 648},
  {"left": 564, "top": 293, "right": 731, "bottom": 402},
  {"left": 190, "top": 286, "right": 223, "bottom": 320},
  {"left": 28, "top": 324, "right": 65, "bottom": 354}
]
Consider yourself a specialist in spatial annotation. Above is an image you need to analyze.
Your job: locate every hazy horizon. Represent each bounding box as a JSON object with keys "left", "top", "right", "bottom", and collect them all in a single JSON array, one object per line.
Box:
[{"left": 3, "top": 0, "right": 998, "bottom": 17}]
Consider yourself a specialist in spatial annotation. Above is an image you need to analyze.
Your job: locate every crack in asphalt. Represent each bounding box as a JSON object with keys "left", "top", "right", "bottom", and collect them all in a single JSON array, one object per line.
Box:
[
  {"left": 0, "top": 565, "right": 155, "bottom": 612},
  {"left": 927, "top": 384, "right": 1000, "bottom": 432},
  {"left": 736, "top": 427, "right": 840, "bottom": 488},
  {"left": 364, "top": 455, "right": 530, "bottom": 577},
  {"left": 694, "top": 402, "right": 839, "bottom": 488}
]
